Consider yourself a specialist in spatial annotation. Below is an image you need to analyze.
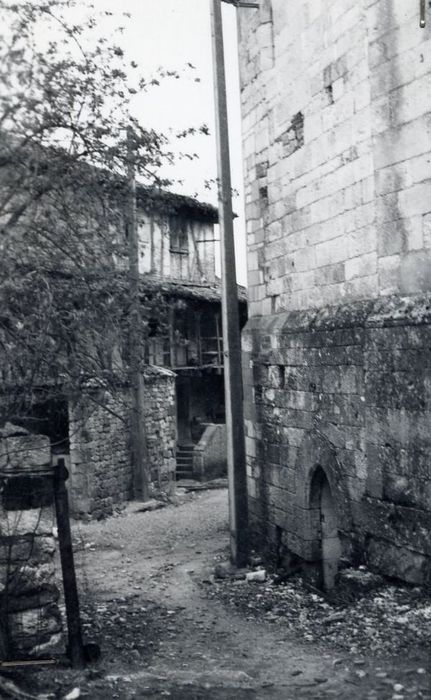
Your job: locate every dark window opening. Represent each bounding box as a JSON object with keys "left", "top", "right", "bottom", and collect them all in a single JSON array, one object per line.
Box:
[
  {"left": 291, "top": 112, "right": 304, "bottom": 147},
  {"left": 278, "top": 365, "right": 285, "bottom": 389},
  {"left": 259, "top": 186, "right": 268, "bottom": 202},
  {"left": 148, "top": 318, "right": 158, "bottom": 337},
  {"left": 169, "top": 218, "right": 188, "bottom": 255},
  {"left": 325, "top": 84, "right": 334, "bottom": 105}
]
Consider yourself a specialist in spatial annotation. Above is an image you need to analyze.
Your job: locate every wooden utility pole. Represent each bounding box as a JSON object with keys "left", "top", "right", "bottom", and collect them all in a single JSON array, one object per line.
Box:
[
  {"left": 127, "top": 127, "right": 150, "bottom": 501},
  {"left": 53, "top": 459, "right": 85, "bottom": 668},
  {"left": 210, "top": 0, "right": 256, "bottom": 567},
  {"left": 420, "top": 0, "right": 426, "bottom": 27}
]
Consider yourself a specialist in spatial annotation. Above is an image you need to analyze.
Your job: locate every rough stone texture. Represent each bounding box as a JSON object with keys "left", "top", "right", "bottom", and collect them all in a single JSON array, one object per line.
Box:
[
  {"left": 68, "top": 389, "right": 132, "bottom": 520},
  {"left": 0, "top": 425, "right": 62, "bottom": 657},
  {"left": 193, "top": 424, "right": 227, "bottom": 481},
  {"left": 242, "top": 295, "right": 431, "bottom": 584},
  {"left": 69, "top": 368, "right": 176, "bottom": 519},
  {"left": 144, "top": 367, "right": 177, "bottom": 490},
  {"left": 0, "top": 423, "right": 51, "bottom": 474}
]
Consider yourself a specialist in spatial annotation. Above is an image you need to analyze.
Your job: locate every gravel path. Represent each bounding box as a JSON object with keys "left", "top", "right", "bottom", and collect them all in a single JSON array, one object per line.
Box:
[{"left": 26, "top": 488, "right": 431, "bottom": 699}]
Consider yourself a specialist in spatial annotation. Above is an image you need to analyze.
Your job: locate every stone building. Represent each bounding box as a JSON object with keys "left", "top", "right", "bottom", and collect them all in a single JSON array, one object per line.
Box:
[
  {"left": 238, "top": 0, "right": 431, "bottom": 586},
  {"left": 8, "top": 190, "right": 246, "bottom": 519}
]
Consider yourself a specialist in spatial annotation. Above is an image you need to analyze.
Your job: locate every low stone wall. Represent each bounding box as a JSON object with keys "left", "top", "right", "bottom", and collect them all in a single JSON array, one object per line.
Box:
[
  {"left": 69, "top": 388, "right": 132, "bottom": 520},
  {"left": 145, "top": 367, "right": 177, "bottom": 490},
  {"left": 242, "top": 294, "right": 431, "bottom": 586},
  {"left": 69, "top": 367, "right": 176, "bottom": 519},
  {"left": 193, "top": 424, "right": 227, "bottom": 481},
  {"left": 0, "top": 425, "right": 62, "bottom": 657}
]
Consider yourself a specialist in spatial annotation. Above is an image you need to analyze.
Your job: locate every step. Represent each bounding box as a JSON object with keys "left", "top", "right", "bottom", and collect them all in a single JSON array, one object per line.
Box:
[{"left": 176, "top": 471, "right": 194, "bottom": 480}]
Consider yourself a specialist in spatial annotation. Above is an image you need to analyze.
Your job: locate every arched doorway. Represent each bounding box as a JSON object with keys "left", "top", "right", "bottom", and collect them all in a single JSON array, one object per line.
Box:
[{"left": 310, "top": 467, "right": 341, "bottom": 591}]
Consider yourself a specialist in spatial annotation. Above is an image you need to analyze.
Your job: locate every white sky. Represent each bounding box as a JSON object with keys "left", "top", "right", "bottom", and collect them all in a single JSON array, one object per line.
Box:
[{"left": 92, "top": 0, "right": 247, "bottom": 285}]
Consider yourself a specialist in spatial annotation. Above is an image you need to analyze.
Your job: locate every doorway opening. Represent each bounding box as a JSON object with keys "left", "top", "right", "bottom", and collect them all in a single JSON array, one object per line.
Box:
[{"left": 310, "top": 467, "right": 342, "bottom": 591}]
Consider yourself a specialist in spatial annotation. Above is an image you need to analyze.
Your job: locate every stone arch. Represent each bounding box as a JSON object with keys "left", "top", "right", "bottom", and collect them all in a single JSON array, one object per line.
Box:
[
  {"left": 295, "top": 429, "right": 352, "bottom": 536},
  {"left": 309, "top": 466, "right": 342, "bottom": 590},
  {"left": 285, "top": 429, "right": 353, "bottom": 588}
]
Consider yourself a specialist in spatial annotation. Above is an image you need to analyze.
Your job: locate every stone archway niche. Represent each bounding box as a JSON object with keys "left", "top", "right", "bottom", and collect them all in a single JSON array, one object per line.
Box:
[{"left": 310, "top": 467, "right": 342, "bottom": 591}]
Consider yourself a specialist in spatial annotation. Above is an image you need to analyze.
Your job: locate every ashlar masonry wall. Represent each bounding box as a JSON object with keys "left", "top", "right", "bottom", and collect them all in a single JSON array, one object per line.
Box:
[
  {"left": 239, "top": 0, "right": 431, "bottom": 585},
  {"left": 239, "top": 0, "right": 431, "bottom": 315},
  {"left": 243, "top": 297, "right": 431, "bottom": 585}
]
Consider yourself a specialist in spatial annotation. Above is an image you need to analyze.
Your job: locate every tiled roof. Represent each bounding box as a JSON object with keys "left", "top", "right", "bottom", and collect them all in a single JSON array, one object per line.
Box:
[
  {"left": 136, "top": 186, "right": 219, "bottom": 224},
  {"left": 139, "top": 274, "right": 247, "bottom": 303}
]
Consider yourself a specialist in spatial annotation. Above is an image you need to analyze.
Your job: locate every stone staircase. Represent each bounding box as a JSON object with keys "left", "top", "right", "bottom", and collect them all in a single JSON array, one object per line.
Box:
[{"left": 176, "top": 443, "right": 195, "bottom": 480}]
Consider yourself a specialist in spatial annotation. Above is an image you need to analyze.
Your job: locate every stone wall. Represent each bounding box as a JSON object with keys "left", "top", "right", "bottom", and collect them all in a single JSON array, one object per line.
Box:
[
  {"left": 0, "top": 425, "right": 62, "bottom": 657},
  {"left": 69, "top": 368, "right": 176, "bottom": 519},
  {"left": 144, "top": 367, "right": 177, "bottom": 489},
  {"left": 242, "top": 295, "right": 431, "bottom": 585},
  {"left": 193, "top": 424, "right": 227, "bottom": 481},
  {"left": 68, "top": 388, "right": 132, "bottom": 520},
  {"left": 239, "top": 0, "right": 431, "bottom": 316},
  {"left": 238, "top": 0, "right": 431, "bottom": 586}
]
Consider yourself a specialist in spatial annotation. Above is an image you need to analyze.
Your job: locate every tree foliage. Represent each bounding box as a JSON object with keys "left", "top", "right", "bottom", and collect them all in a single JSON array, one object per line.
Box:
[{"left": 0, "top": 0, "right": 198, "bottom": 426}]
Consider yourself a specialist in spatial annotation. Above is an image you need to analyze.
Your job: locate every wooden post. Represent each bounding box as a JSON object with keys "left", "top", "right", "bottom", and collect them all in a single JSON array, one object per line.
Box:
[
  {"left": 168, "top": 305, "right": 176, "bottom": 368},
  {"left": 195, "top": 310, "right": 202, "bottom": 366},
  {"left": 126, "top": 126, "right": 150, "bottom": 501},
  {"left": 215, "top": 313, "right": 222, "bottom": 369},
  {"left": 53, "top": 459, "right": 85, "bottom": 668},
  {"left": 210, "top": 0, "right": 249, "bottom": 567}
]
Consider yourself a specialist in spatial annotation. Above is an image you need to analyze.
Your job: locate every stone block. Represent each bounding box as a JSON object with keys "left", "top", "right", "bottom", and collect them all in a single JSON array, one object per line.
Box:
[
  {"left": 399, "top": 250, "right": 431, "bottom": 294},
  {"left": 366, "top": 538, "right": 431, "bottom": 586},
  {"left": 0, "top": 425, "right": 51, "bottom": 473}
]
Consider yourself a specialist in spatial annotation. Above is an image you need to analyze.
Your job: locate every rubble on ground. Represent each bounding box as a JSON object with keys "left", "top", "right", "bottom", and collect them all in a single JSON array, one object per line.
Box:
[{"left": 203, "top": 564, "right": 431, "bottom": 656}]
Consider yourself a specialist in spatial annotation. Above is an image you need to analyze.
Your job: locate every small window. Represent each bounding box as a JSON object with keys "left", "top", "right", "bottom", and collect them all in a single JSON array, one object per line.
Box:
[
  {"left": 148, "top": 318, "right": 158, "bottom": 338},
  {"left": 169, "top": 218, "right": 188, "bottom": 255},
  {"left": 325, "top": 84, "right": 334, "bottom": 105},
  {"left": 259, "top": 186, "right": 268, "bottom": 202},
  {"left": 291, "top": 112, "right": 304, "bottom": 149},
  {"left": 278, "top": 365, "right": 285, "bottom": 389}
]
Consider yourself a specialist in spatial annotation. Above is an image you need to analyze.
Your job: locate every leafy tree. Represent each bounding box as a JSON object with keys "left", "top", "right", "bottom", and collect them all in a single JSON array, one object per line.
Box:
[
  {"left": 0, "top": 0, "right": 217, "bottom": 669},
  {"left": 0, "top": 0, "right": 204, "bottom": 428}
]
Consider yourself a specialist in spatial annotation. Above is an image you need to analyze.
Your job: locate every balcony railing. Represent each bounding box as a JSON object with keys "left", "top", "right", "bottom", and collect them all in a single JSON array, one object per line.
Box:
[{"left": 146, "top": 335, "right": 224, "bottom": 370}]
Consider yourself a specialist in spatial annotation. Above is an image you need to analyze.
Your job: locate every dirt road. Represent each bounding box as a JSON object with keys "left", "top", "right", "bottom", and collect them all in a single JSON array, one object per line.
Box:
[{"left": 29, "top": 488, "right": 430, "bottom": 699}]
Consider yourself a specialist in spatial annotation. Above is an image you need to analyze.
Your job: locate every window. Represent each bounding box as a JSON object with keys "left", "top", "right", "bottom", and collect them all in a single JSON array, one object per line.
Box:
[{"left": 169, "top": 218, "right": 188, "bottom": 255}]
